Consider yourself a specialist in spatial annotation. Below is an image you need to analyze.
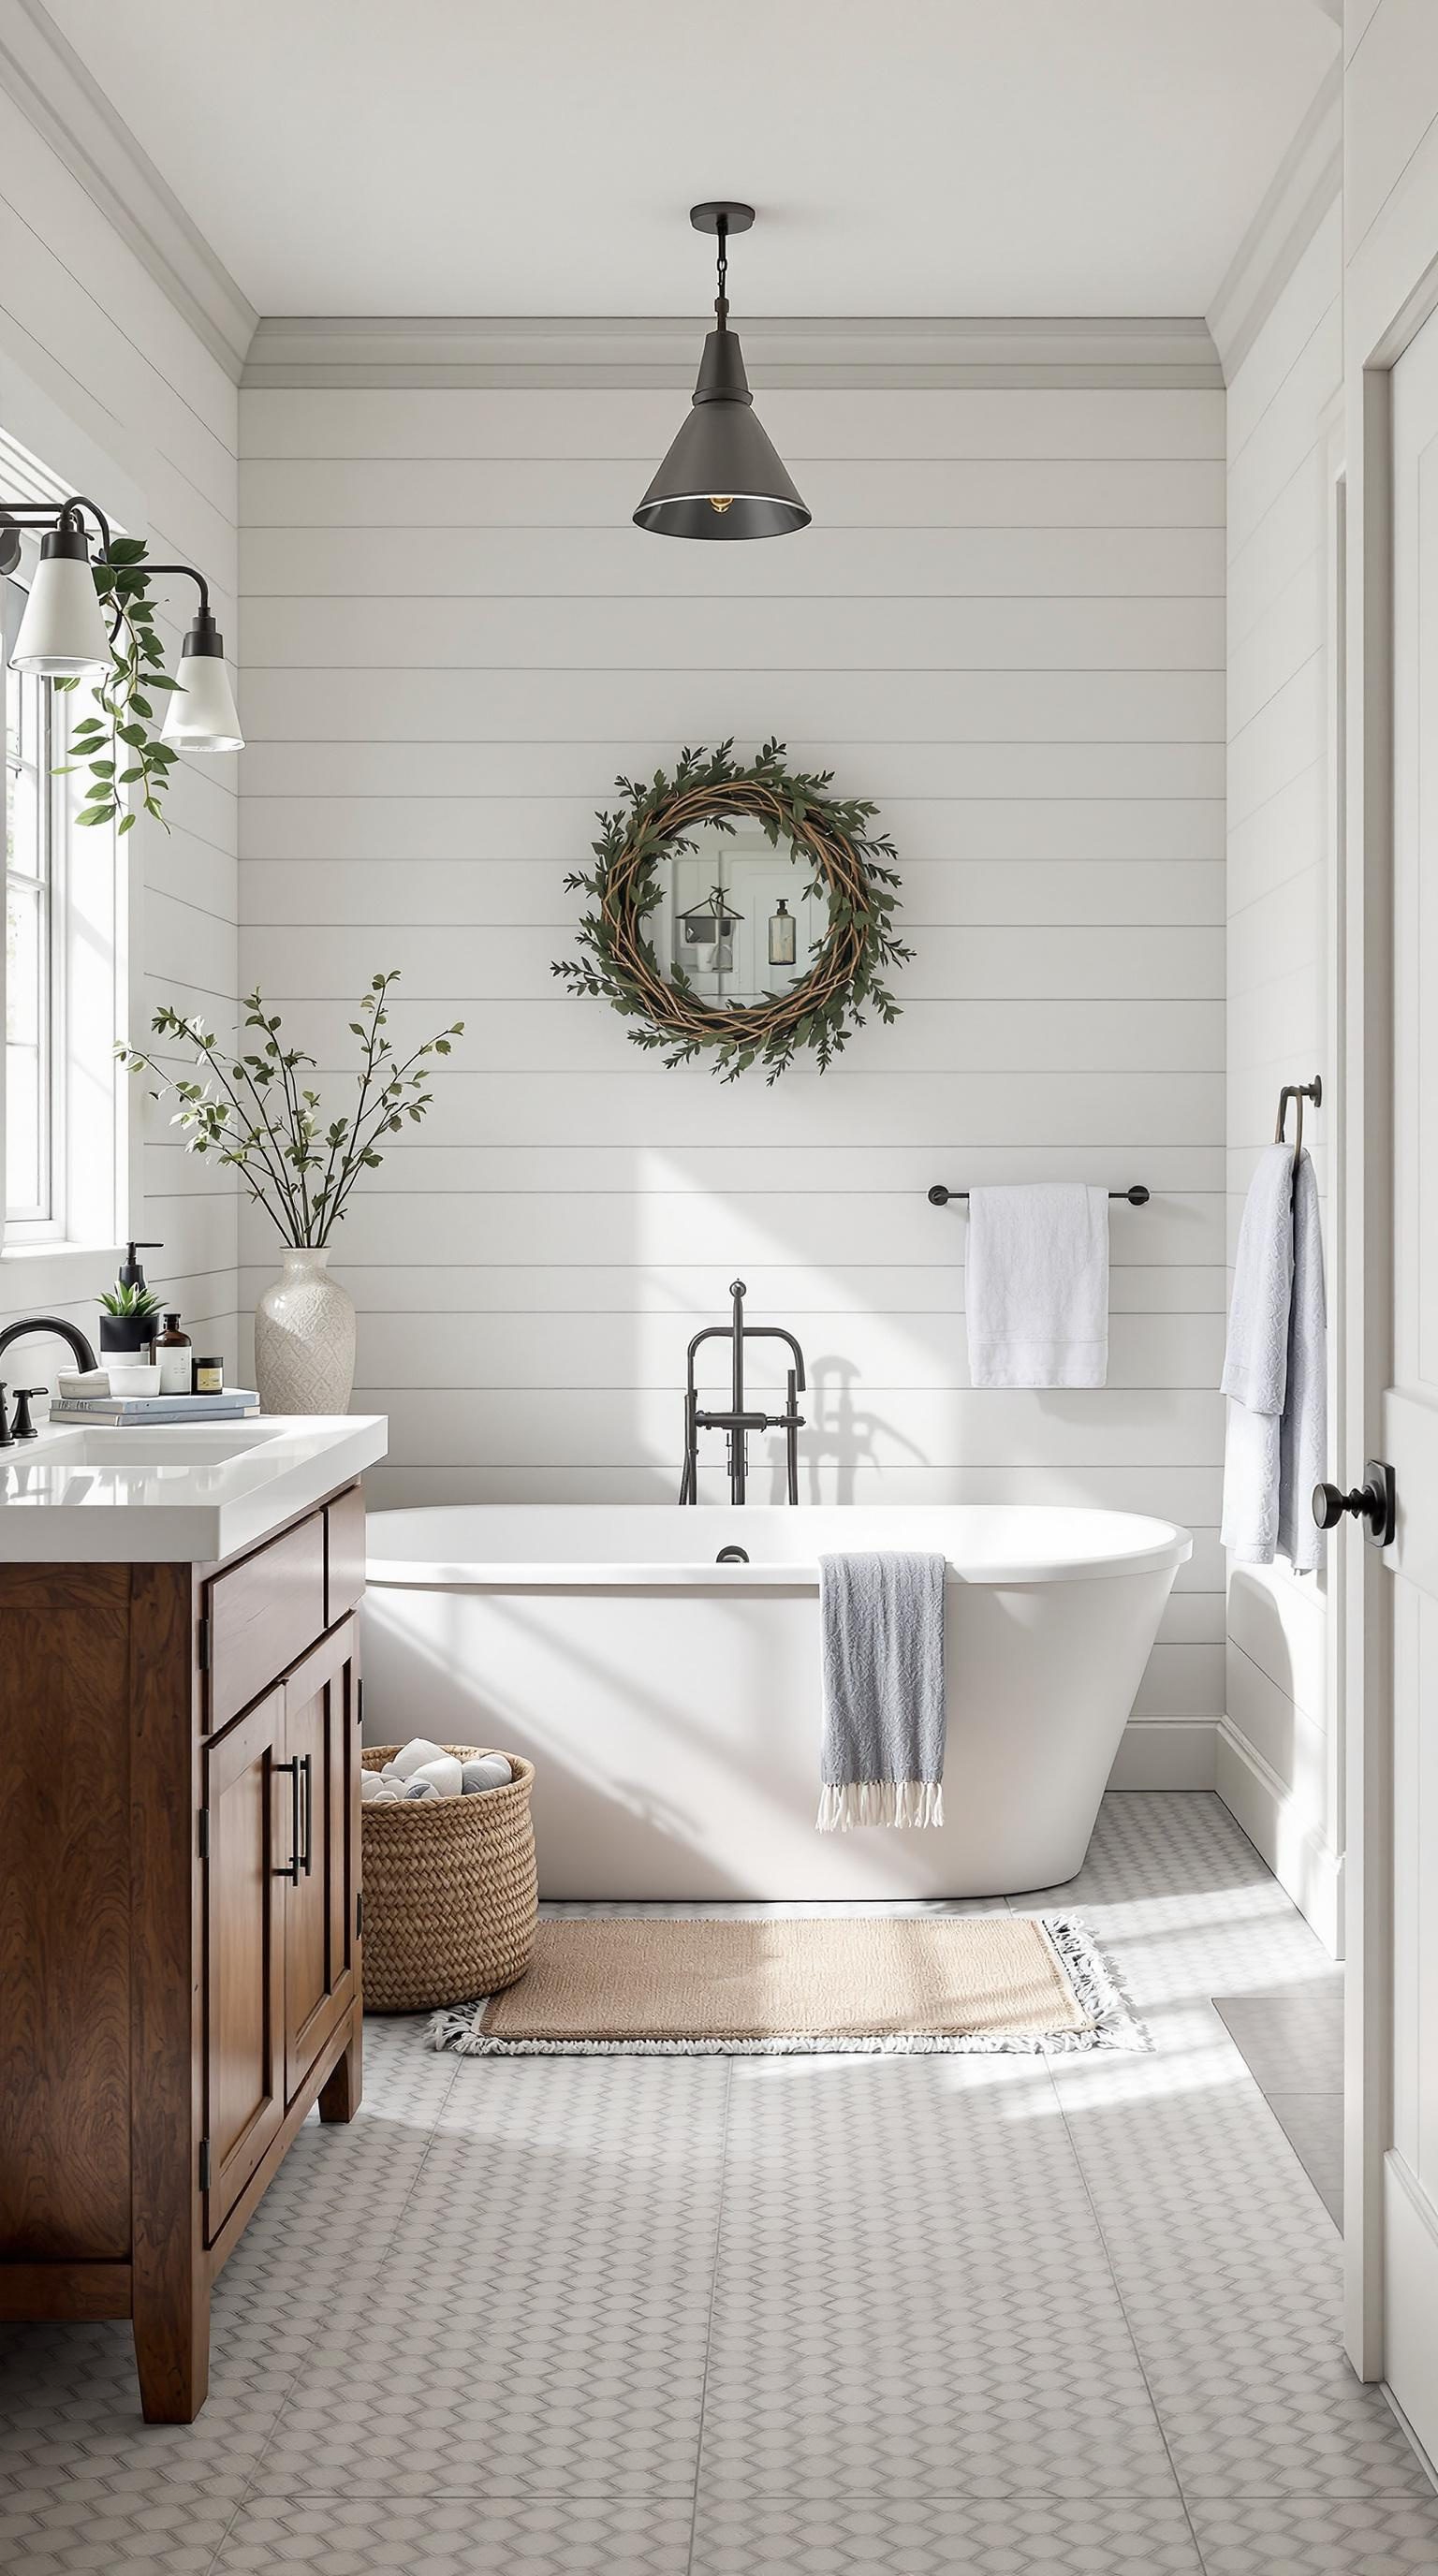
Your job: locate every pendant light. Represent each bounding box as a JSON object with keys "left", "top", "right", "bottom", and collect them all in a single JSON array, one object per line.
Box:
[{"left": 634, "top": 203, "right": 810, "bottom": 541}]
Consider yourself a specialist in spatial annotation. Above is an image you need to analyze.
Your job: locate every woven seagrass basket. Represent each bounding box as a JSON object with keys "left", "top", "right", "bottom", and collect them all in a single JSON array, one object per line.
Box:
[{"left": 360, "top": 1745, "right": 536, "bottom": 2012}]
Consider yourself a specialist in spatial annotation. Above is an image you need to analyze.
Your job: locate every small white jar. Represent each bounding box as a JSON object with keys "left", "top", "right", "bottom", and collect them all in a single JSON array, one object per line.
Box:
[{"left": 107, "top": 1357, "right": 160, "bottom": 1398}]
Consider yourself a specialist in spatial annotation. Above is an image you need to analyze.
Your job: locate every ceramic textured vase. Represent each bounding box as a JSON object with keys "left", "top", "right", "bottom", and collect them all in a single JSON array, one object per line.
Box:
[{"left": 255, "top": 1246, "right": 356, "bottom": 1416}]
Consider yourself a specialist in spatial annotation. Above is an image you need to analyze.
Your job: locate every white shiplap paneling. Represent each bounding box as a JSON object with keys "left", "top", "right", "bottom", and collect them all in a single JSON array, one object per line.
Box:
[
  {"left": 1224, "top": 183, "right": 1341, "bottom": 1930},
  {"left": 239, "top": 380, "right": 1225, "bottom": 1742}
]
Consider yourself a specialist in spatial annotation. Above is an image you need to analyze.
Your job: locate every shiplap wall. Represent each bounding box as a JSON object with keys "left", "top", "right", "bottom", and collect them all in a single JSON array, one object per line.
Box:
[
  {"left": 0, "top": 82, "right": 240, "bottom": 1374},
  {"left": 237, "top": 376, "right": 1225, "bottom": 1754},
  {"left": 1221, "top": 194, "right": 1342, "bottom": 1933}
]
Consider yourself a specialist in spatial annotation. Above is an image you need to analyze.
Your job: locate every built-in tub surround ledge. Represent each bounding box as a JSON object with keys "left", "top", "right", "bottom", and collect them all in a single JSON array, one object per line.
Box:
[{"left": 0, "top": 1413, "right": 388, "bottom": 1560}]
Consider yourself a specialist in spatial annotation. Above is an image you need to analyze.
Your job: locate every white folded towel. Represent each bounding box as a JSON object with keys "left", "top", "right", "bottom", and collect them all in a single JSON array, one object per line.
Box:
[
  {"left": 965, "top": 1183, "right": 1109, "bottom": 1388},
  {"left": 403, "top": 1776, "right": 443, "bottom": 1801}
]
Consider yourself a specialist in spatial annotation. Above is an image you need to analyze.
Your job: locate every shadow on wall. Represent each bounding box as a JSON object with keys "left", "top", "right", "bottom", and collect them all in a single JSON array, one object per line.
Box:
[{"left": 794, "top": 1354, "right": 928, "bottom": 1505}]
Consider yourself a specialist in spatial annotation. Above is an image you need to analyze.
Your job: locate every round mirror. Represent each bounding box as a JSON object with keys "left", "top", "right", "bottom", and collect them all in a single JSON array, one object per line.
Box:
[{"left": 554, "top": 743, "right": 913, "bottom": 1082}]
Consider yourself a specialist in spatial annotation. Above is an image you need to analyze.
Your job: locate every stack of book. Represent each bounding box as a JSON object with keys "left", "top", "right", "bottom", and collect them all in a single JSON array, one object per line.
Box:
[{"left": 49, "top": 1387, "right": 261, "bottom": 1427}]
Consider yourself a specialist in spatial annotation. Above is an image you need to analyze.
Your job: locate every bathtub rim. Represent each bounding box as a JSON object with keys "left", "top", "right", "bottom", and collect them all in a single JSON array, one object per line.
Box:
[{"left": 365, "top": 1503, "right": 1195, "bottom": 1591}]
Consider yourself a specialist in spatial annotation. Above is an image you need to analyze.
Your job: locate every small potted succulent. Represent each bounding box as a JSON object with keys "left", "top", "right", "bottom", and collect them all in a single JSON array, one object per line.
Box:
[{"left": 98, "top": 1247, "right": 165, "bottom": 1355}]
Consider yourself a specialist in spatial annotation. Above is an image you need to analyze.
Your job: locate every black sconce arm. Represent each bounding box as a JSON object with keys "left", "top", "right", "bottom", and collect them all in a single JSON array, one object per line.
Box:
[
  {"left": 142, "top": 563, "right": 212, "bottom": 621},
  {"left": 0, "top": 501, "right": 211, "bottom": 620},
  {"left": 0, "top": 490, "right": 113, "bottom": 577}
]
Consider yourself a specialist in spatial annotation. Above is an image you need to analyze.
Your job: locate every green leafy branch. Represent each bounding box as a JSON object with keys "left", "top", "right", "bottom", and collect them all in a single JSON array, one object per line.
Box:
[
  {"left": 53, "top": 536, "right": 183, "bottom": 834},
  {"left": 118, "top": 971, "right": 464, "bottom": 1248}
]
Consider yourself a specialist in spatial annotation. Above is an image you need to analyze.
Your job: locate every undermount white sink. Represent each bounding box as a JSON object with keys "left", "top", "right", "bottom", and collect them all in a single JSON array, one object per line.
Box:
[
  {"left": 0, "top": 1413, "right": 389, "bottom": 1561},
  {"left": 38, "top": 1425, "right": 287, "bottom": 1468}
]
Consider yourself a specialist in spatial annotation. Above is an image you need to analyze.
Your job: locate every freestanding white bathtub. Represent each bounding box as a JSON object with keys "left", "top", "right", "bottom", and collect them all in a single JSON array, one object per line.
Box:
[{"left": 362, "top": 1505, "right": 1191, "bottom": 1899}]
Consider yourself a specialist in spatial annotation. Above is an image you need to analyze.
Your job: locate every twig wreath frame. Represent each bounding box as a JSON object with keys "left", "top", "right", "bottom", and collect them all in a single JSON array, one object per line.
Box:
[{"left": 552, "top": 739, "right": 912, "bottom": 1081}]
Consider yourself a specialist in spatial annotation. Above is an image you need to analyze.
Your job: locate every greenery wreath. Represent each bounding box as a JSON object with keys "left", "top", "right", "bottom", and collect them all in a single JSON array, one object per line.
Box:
[{"left": 552, "top": 739, "right": 911, "bottom": 1082}]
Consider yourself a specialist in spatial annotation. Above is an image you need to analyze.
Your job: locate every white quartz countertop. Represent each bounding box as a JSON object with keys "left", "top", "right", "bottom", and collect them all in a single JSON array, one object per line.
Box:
[{"left": 0, "top": 1414, "right": 388, "bottom": 1562}]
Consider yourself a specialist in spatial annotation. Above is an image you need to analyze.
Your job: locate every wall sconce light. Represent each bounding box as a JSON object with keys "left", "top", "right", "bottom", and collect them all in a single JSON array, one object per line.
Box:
[{"left": 0, "top": 493, "right": 242, "bottom": 750}]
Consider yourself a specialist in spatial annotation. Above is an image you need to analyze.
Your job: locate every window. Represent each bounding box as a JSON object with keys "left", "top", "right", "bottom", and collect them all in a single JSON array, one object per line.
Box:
[
  {"left": 0, "top": 524, "right": 123, "bottom": 1265},
  {"left": 3, "top": 572, "right": 62, "bottom": 1230}
]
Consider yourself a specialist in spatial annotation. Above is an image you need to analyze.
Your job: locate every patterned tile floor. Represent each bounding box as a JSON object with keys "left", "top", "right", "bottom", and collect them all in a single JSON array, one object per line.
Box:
[{"left": 3, "top": 1793, "right": 1436, "bottom": 2575}]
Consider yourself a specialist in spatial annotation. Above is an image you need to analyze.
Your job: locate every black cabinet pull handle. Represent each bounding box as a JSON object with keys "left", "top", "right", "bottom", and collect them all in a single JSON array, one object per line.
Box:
[
  {"left": 272, "top": 1757, "right": 301, "bottom": 1883},
  {"left": 300, "top": 1753, "right": 314, "bottom": 1877}
]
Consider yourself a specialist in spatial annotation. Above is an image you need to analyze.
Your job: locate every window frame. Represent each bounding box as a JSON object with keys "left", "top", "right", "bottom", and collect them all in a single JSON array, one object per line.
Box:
[{"left": 3, "top": 562, "right": 68, "bottom": 1238}]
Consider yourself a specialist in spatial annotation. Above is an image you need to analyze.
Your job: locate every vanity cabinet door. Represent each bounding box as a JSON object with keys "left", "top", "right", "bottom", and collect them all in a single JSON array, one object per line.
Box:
[
  {"left": 203, "top": 1690, "right": 286, "bottom": 2238},
  {"left": 282, "top": 1619, "right": 360, "bottom": 2103}
]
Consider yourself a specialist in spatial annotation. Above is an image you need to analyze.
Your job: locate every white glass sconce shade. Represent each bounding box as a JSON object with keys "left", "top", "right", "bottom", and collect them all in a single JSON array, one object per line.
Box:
[
  {"left": 161, "top": 617, "right": 243, "bottom": 753},
  {"left": 10, "top": 533, "right": 110, "bottom": 678}
]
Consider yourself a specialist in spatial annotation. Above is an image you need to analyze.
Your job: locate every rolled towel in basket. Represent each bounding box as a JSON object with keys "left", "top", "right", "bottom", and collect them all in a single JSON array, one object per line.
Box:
[
  {"left": 388, "top": 1736, "right": 449, "bottom": 1780},
  {"left": 404, "top": 1754, "right": 464, "bottom": 1800},
  {"left": 462, "top": 1753, "right": 513, "bottom": 1793}
]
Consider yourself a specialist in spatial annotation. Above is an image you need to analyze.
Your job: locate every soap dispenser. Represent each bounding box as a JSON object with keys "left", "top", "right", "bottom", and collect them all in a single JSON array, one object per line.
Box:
[{"left": 98, "top": 1241, "right": 165, "bottom": 1356}]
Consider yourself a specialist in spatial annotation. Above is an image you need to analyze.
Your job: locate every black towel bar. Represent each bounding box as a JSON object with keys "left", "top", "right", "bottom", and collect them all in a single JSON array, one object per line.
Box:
[{"left": 927, "top": 1183, "right": 1150, "bottom": 1208}]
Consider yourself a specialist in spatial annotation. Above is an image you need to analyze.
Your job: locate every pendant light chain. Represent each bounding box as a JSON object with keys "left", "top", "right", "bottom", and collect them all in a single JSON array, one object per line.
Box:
[{"left": 715, "top": 212, "right": 729, "bottom": 330}]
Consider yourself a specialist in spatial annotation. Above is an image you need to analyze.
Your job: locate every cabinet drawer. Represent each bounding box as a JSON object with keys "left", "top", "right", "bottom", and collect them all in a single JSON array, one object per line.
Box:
[
  {"left": 326, "top": 1484, "right": 366, "bottom": 1626},
  {"left": 206, "top": 1514, "right": 326, "bottom": 1733}
]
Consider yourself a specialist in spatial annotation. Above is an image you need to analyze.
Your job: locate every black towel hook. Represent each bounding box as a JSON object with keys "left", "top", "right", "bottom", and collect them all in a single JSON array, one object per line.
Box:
[{"left": 1275, "top": 1076, "right": 1322, "bottom": 1168}]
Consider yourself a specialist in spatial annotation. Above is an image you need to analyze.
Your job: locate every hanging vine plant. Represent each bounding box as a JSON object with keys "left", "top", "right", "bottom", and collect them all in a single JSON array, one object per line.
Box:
[
  {"left": 552, "top": 739, "right": 911, "bottom": 1082},
  {"left": 54, "top": 535, "right": 182, "bottom": 834}
]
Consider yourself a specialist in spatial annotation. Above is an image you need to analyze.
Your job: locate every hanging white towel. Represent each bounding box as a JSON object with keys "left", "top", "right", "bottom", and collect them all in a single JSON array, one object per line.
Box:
[
  {"left": 1220, "top": 1144, "right": 1326, "bottom": 1570},
  {"left": 965, "top": 1184, "right": 1109, "bottom": 1389},
  {"left": 1277, "top": 1152, "right": 1327, "bottom": 1573},
  {"left": 1221, "top": 1142, "right": 1294, "bottom": 1416}
]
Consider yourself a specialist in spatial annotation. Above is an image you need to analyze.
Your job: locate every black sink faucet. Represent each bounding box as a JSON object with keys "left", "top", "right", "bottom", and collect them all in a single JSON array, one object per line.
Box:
[
  {"left": 680, "top": 1280, "right": 806, "bottom": 1506},
  {"left": 0, "top": 1315, "right": 100, "bottom": 1446}
]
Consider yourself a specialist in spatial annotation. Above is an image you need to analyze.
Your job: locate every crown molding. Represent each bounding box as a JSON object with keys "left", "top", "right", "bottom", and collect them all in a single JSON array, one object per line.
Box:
[
  {"left": 0, "top": 0, "right": 257, "bottom": 383},
  {"left": 242, "top": 312, "right": 1223, "bottom": 392},
  {"left": 1206, "top": 58, "right": 1342, "bottom": 383}
]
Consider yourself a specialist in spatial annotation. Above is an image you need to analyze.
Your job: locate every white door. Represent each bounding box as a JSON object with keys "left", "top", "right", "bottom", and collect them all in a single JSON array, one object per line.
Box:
[{"left": 1382, "top": 304, "right": 1438, "bottom": 2459}]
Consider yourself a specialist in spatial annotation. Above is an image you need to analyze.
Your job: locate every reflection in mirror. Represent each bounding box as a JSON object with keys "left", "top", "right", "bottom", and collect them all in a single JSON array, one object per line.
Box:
[{"left": 657, "top": 820, "right": 819, "bottom": 1005}]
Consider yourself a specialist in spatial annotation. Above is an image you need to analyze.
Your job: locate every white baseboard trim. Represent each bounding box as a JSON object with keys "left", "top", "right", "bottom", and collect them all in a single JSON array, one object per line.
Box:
[
  {"left": 1214, "top": 1719, "right": 1342, "bottom": 1956},
  {"left": 1107, "top": 1718, "right": 1217, "bottom": 1792}
]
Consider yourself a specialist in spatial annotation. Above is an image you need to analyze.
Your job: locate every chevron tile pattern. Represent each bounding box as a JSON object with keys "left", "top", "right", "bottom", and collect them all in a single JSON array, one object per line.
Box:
[{"left": 0, "top": 1795, "right": 1432, "bottom": 2576}]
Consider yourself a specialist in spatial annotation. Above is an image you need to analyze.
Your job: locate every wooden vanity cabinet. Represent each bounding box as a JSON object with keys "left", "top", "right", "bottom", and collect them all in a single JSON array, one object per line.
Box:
[{"left": 0, "top": 1479, "right": 367, "bottom": 2422}]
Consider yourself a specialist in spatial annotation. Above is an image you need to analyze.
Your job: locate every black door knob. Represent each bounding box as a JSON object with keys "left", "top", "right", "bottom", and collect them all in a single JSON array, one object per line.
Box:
[{"left": 1313, "top": 1460, "right": 1396, "bottom": 1546}]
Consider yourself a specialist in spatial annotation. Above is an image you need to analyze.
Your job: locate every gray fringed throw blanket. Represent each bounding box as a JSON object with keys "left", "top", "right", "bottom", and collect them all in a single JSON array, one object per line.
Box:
[{"left": 816, "top": 1551, "right": 947, "bottom": 1831}]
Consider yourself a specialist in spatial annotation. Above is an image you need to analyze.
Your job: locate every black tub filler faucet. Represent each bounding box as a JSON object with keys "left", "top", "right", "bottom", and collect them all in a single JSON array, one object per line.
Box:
[{"left": 679, "top": 1279, "right": 806, "bottom": 1506}]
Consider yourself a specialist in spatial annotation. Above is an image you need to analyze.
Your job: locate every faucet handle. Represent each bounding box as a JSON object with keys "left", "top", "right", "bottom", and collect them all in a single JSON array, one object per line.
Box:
[{"left": 10, "top": 1388, "right": 45, "bottom": 1441}]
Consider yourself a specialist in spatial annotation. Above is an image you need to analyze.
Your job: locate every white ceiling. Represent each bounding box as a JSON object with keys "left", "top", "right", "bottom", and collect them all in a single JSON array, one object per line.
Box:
[{"left": 44, "top": 0, "right": 1338, "bottom": 321}]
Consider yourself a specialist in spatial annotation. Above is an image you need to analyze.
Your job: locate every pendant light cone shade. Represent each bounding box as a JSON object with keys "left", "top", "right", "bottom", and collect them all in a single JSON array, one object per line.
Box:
[
  {"left": 635, "top": 228, "right": 810, "bottom": 539},
  {"left": 10, "top": 528, "right": 110, "bottom": 677},
  {"left": 162, "top": 611, "right": 243, "bottom": 754}
]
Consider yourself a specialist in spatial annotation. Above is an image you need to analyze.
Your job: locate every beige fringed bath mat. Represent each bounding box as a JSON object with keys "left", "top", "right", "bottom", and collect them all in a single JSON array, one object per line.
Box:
[{"left": 431, "top": 1912, "right": 1140, "bottom": 2056}]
